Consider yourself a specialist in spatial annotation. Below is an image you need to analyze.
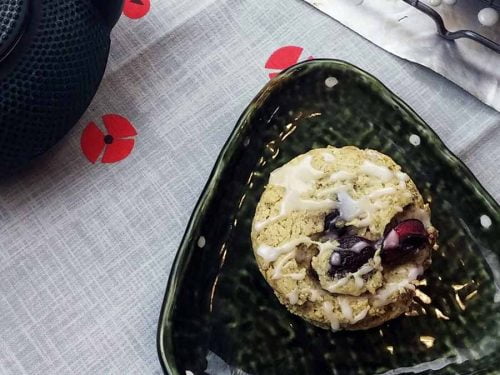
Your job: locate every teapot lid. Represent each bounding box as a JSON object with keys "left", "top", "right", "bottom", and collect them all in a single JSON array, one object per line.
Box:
[{"left": 0, "top": 0, "right": 29, "bottom": 61}]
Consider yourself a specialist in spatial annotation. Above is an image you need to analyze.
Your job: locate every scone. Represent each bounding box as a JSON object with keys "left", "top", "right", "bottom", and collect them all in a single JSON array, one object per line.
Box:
[{"left": 251, "top": 146, "right": 438, "bottom": 331}]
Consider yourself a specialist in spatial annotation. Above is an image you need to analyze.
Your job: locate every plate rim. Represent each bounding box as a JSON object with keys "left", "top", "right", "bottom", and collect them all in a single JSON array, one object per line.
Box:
[{"left": 156, "top": 58, "right": 500, "bottom": 375}]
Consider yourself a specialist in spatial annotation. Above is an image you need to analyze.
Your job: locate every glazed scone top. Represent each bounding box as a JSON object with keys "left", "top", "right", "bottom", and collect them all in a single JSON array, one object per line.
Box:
[
  {"left": 254, "top": 146, "right": 427, "bottom": 241},
  {"left": 251, "top": 146, "right": 436, "bottom": 330}
]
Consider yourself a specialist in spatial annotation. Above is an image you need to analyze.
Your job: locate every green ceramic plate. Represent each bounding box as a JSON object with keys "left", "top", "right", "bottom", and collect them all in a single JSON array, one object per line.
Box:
[{"left": 157, "top": 59, "right": 500, "bottom": 375}]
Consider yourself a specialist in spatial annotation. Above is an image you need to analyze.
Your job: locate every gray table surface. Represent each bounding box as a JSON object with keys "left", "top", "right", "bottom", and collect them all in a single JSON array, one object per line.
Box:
[{"left": 0, "top": 0, "right": 499, "bottom": 374}]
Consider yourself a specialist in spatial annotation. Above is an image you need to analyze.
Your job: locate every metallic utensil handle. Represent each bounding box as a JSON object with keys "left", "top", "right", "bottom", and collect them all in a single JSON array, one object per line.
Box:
[{"left": 402, "top": 0, "right": 500, "bottom": 53}]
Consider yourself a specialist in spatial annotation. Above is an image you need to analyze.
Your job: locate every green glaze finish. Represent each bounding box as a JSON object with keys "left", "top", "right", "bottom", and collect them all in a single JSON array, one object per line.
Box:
[{"left": 157, "top": 60, "right": 500, "bottom": 375}]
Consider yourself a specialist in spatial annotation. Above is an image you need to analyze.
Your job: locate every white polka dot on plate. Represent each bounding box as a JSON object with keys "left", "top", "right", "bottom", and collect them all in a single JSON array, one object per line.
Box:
[
  {"left": 325, "top": 76, "right": 338, "bottom": 88},
  {"left": 478, "top": 8, "right": 499, "bottom": 27},
  {"left": 480, "top": 215, "right": 492, "bottom": 229},
  {"left": 186, "top": 371, "right": 194, "bottom": 375},
  {"left": 243, "top": 137, "right": 250, "bottom": 147},
  {"left": 197, "top": 236, "right": 206, "bottom": 248},
  {"left": 409, "top": 134, "right": 421, "bottom": 146},
  {"left": 429, "top": 0, "right": 442, "bottom": 6}
]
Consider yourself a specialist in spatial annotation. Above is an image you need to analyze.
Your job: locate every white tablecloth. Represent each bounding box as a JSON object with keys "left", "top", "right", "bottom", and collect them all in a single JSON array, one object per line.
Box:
[{"left": 0, "top": 0, "right": 499, "bottom": 374}]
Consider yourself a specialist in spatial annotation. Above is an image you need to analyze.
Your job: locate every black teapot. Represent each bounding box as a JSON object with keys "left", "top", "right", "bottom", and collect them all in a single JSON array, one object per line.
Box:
[{"left": 0, "top": 0, "right": 123, "bottom": 176}]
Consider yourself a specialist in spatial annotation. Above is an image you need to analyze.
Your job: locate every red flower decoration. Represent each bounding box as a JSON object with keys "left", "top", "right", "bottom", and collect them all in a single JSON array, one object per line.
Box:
[
  {"left": 265, "top": 46, "right": 313, "bottom": 79},
  {"left": 123, "top": 0, "right": 151, "bottom": 19},
  {"left": 81, "top": 114, "right": 137, "bottom": 164}
]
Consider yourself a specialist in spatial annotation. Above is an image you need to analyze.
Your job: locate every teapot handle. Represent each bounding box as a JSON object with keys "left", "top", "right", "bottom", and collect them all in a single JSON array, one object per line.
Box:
[{"left": 92, "top": 0, "right": 124, "bottom": 29}]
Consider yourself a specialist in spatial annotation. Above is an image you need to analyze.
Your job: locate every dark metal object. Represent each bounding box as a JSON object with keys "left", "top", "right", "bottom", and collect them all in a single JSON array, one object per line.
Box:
[
  {"left": 0, "top": 1, "right": 29, "bottom": 62},
  {"left": 403, "top": 0, "right": 500, "bottom": 53},
  {"left": 0, "top": 0, "right": 124, "bottom": 176}
]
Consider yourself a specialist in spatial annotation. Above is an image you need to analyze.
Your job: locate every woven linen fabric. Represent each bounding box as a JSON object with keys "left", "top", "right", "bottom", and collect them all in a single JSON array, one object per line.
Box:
[{"left": 0, "top": 0, "right": 499, "bottom": 374}]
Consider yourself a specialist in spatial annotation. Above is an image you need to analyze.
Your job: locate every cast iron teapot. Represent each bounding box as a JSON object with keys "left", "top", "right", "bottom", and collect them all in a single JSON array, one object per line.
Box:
[{"left": 0, "top": 0, "right": 123, "bottom": 176}]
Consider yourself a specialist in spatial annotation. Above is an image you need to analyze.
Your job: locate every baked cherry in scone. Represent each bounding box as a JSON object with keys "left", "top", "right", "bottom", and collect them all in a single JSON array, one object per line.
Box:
[
  {"left": 381, "top": 219, "right": 428, "bottom": 265},
  {"left": 329, "top": 236, "right": 376, "bottom": 276}
]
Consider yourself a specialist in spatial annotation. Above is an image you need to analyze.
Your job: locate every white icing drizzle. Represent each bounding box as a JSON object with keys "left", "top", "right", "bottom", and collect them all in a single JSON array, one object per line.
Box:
[
  {"left": 354, "top": 275, "right": 365, "bottom": 289},
  {"left": 352, "top": 307, "right": 369, "bottom": 323},
  {"left": 374, "top": 201, "right": 389, "bottom": 209},
  {"left": 396, "top": 171, "right": 409, "bottom": 181},
  {"left": 281, "top": 273, "right": 304, "bottom": 281},
  {"left": 322, "top": 153, "right": 335, "bottom": 162},
  {"left": 373, "top": 282, "right": 414, "bottom": 307},
  {"left": 408, "top": 265, "right": 424, "bottom": 280},
  {"left": 336, "top": 184, "right": 400, "bottom": 227},
  {"left": 337, "top": 190, "right": 360, "bottom": 221},
  {"left": 372, "top": 265, "right": 424, "bottom": 307},
  {"left": 339, "top": 298, "right": 353, "bottom": 321},
  {"left": 330, "top": 171, "right": 354, "bottom": 182},
  {"left": 338, "top": 298, "right": 370, "bottom": 324},
  {"left": 254, "top": 156, "right": 336, "bottom": 231},
  {"left": 368, "top": 187, "right": 396, "bottom": 199},
  {"left": 396, "top": 172, "right": 409, "bottom": 190},
  {"left": 353, "top": 263, "right": 374, "bottom": 288},
  {"left": 325, "top": 263, "right": 374, "bottom": 293},
  {"left": 326, "top": 277, "right": 350, "bottom": 293},
  {"left": 288, "top": 273, "right": 306, "bottom": 281},
  {"left": 257, "top": 237, "right": 308, "bottom": 263},
  {"left": 271, "top": 250, "right": 306, "bottom": 280},
  {"left": 309, "top": 288, "right": 322, "bottom": 302},
  {"left": 326, "top": 257, "right": 378, "bottom": 293},
  {"left": 317, "top": 185, "right": 351, "bottom": 199},
  {"left": 322, "top": 301, "right": 340, "bottom": 331},
  {"left": 322, "top": 296, "right": 371, "bottom": 327},
  {"left": 257, "top": 237, "right": 337, "bottom": 263},
  {"left": 361, "top": 160, "right": 394, "bottom": 182},
  {"left": 356, "top": 214, "right": 372, "bottom": 227},
  {"left": 272, "top": 249, "right": 296, "bottom": 274},
  {"left": 351, "top": 241, "right": 371, "bottom": 253},
  {"left": 372, "top": 250, "right": 382, "bottom": 269},
  {"left": 286, "top": 289, "right": 299, "bottom": 305}
]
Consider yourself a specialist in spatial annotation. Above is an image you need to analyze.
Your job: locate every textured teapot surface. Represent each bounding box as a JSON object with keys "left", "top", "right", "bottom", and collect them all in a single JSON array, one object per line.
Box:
[{"left": 0, "top": 0, "right": 122, "bottom": 176}]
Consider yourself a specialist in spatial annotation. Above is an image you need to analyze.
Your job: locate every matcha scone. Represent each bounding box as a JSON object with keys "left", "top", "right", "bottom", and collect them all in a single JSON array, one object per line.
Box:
[{"left": 251, "top": 146, "right": 438, "bottom": 331}]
